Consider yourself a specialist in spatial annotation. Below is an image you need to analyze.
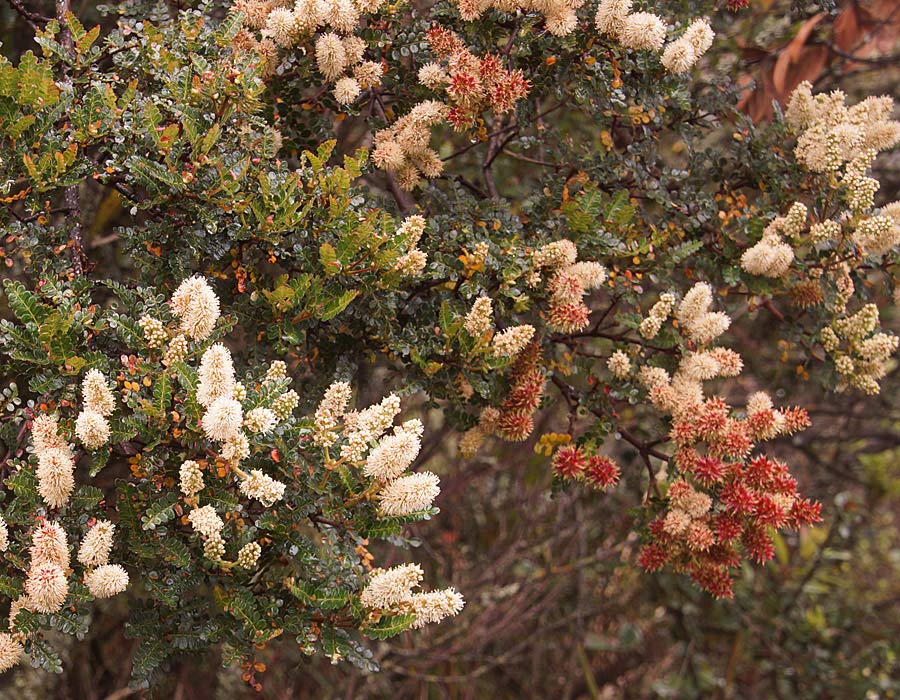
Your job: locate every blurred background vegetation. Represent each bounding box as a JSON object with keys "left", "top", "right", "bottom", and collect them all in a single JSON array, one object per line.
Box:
[{"left": 0, "top": 0, "right": 899, "bottom": 698}]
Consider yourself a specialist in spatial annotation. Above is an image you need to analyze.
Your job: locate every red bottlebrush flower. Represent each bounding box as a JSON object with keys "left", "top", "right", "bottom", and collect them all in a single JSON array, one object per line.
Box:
[
  {"left": 705, "top": 542, "right": 741, "bottom": 568},
  {"left": 744, "top": 455, "right": 778, "bottom": 489},
  {"left": 780, "top": 407, "right": 811, "bottom": 434},
  {"left": 695, "top": 398, "right": 729, "bottom": 439},
  {"left": 553, "top": 445, "right": 586, "bottom": 479},
  {"left": 426, "top": 26, "right": 464, "bottom": 58},
  {"left": 688, "top": 562, "right": 734, "bottom": 599},
  {"left": 648, "top": 516, "right": 669, "bottom": 540},
  {"left": 721, "top": 481, "right": 756, "bottom": 515},
  {"left": 494, "top": 411, "right": 534, "bottom": 442},
  {"left": 585, "top": 455, "right": 620, "bottom": 489},
  {"left": 489, "top": 71, "right": 530, "bottom": 114},
  {"left": 727, "top": 0, "right": 750, "bottom": 11},
  {"left": 711, "top": 419, "right": 753, "bottom": 459},
  {"left": 673, "top": 447, "right": 702, "bottom": 471},
  {"left": 693, "top": 456, "right": 726, "bottom": 485},
  {"left": 547, "top": 302, "right": 590, "bottom": 334},
  {"left": 446, "top": 105, "right": 473, "bottom": 131},
  {"left": 447, "top": 70, "right": 483, "bottom": 107},
  {"left": 637, "top": 543, "right": 669, "bottom": 572},
  {"left": 686, "top": 521, "right": 715, "bottom": 551},
  {"left": 502, "top": 372, "right": 545, "bottom": 414},
  {"left": 771, "top": 471, "right": 798, "bottom": 495},
  {"left": 455, "top": 0, "right": 485, "bottom": 20},
  {"left": 670, "top": 420, "right": 697, "bottom": 447},
  {"left": 667, "top": 479, "right": 692, "bottom": 503},
  {"left": 478, "top": 54, "right": 503, "bottom": 85},
  {"left": 714, "top": 512, "right": 744, "bottom": 543},
  {"left": 789, "top": 497, "right": 823, "bottom": 527},
  {"left": 742, "top": 523, "right": 775, "bottom": 564},
  {"left": 746, "top": 408, "right": 780, "bottom": 440},
  {"left": 753, "top": 493, "right": 788, "bottom": 527}
]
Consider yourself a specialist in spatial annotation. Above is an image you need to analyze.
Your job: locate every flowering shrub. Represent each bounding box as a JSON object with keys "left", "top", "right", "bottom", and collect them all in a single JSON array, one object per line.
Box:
[{"left": 0, "top": 0, "right": 898, "bottom": 693}]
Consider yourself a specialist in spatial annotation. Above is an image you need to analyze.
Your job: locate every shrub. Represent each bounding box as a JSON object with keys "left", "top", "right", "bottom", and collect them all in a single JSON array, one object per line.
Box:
[{"left": 0, "top": 0, "right": 897, "bottom": 692}]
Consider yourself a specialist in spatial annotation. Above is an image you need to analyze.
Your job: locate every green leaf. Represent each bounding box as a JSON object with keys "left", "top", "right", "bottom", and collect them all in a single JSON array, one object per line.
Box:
[
  {"left": 363, "top": 613, "right": 416, "bottom": 639},
  {"left": 140, "top": 492, "right": 178, "bottom": 530},
  {"left": 319, "top": 243, "right": 340, "bottom": 275},
  {"left": 316, "top": 289, "right": 358, "bottom": 321},
  {"left": 3, "top": 279, "right": 50, "bottom": 326},
  {"left": 150, "top": 372, "right": 172, "bottom": 419},
  {"left": 70, "top": 485, "right": 104, "bottom": 510}
]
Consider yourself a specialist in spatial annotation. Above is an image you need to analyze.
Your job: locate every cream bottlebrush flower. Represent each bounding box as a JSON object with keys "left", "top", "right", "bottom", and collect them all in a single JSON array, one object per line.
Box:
[
  {"left": 741, "top": 234, "right": 795, "bottom": 277},
  {"left": 566, "top": 261, "right": 608, "bottom": 289},
  {"left": 359, "top": 563, "right": 423, "bottom": 608},
  {"left": 684, "top": 312, "right": 731, "bottom": 345},
  {"left": 263, "top": 7, "right": 298, "bottom": 47},
  {"left": 179, "top": 460, "right": 205, "bottom": 497},
  {"left": 334, "top": 76, "right": 361, "bottom": 105},
  {"left": 683, "top": 18, "right": 714, "bottom": 55},
  {"left": 85, "top": 564, "right": 129, "bottom": 599},
  {"left": 163, "top": 334, "right": 189, "bottom": 367},
  {"left": 264, "top": 360, "right": 287, "bottom": 385},
  {"left": 221, "top": 432, "right": 251, "bottom": 464},
  {"left": 464, "top": 297, "right": 493, "bottom": 337},
  {"left": 394, "top": 249, "right": 428, "bottom": 276},
  {"left": 323, "top": 0, "right": 360, "bottom": 34},
  {"left": 30, "top": 521, "right": 69, "bottom": 569},
  {"left": 25, "top": 562, "right": 68, "bottom": 613},
  {"left": 234, "top": 0, "right": 274, "bottom": 30},
  {"left": 533, "top": 239, "right": 578, "bottom": 269},
  {"left": 377, "top": 471, "right": 440, "bottom": 516},
  {"left": 138, "top": 315, "right": 167, "bottom": 348},
  {"left": 196, "top": 344, "right": 236, "bottom": 408},
  {"left": 0, "top": 633, "right": 23, "bottom": 673},
  {"left": 353, "top": 60, "right": 384, "bottom": 88},
  {"left": 77, "top": 520, "right": 115, "bottom": 568},
  {"left": 237, "top": 541, "right": 262, "bottom": 569},
  {"left": 171, "top": 276, "right": 221, "bottom": 341},
  {"left": 608, "top": 350, "right": 632, "bottom": 378},
  {"left": 316, "top": 32, "right": 347, "bottom": 80},
  {"left": 491, "top": 325, "right": 535, "bottom": 358},
  {"left": 204, "top": 533, "right": 226, "bottom": 560},
  {"left": 409, "top": 588, "right": 465, "bottom": 628},
  {"left": 31, "top": 414, "right": 65, "bottom": 454},
  {"left": 82, "top": 368, "right": 116, "bottom": 416},
  {"left": 418, "top": 62, "right": 449, "bottom": 89},
  {"left": 313, "top": 381, "right": 352, "bottom": 446},
  {"left": 36, "top": 447, "right": 75, "bottom": 509},
  {"left": 545, "top": 9, "right": 578, "bottom": 37},
  {"left": 293, "top": 0, "right": 323, "bottom": 34},
  {"left": 239, "top": 469, "right": 286, "bottom": 507},
  {"left": 676, "top": 282, "right": 713, "bottom": 325},
  {"left": 0, "top": 515, "right": 7, "bottom": 552},
  {"left": 342, "top": 36, "right": 367, "bottom": 65},
  {"left": 619, "top": 12, "right": 667, "bottom": 51},
  {"left": 595, "top": 0, "right": 632, "bottom": 36},
  {"left": 661, "top": 38, "right": 696, "bottom": 74},
  {"left": 75, "top": 410, "right": 111, "bottom": 450},
  {"left": 397, "top": 215, "right": 427, "bottom": 248},
  {"left": 244, "top": 407, "right": 277, "bottom": 434},
  {"left": 202, "top": 397, "right": 244, "bottom": 442},
  {"left": 342, "top": 394, "right": 402, "bottom": 461},
  {"left": 188, "top": 505, "right": 224, "bottom": 539},
  {"left": 363, "top": 422, "right": 423, "bottom": 481},
  {"left": 273, "top": 389, "right": 300, "bottom": 420}
]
